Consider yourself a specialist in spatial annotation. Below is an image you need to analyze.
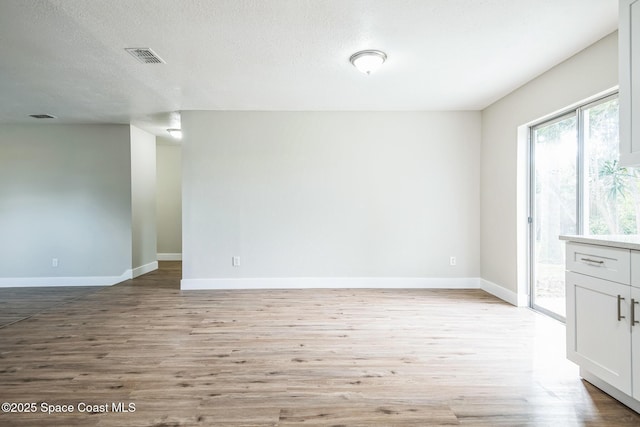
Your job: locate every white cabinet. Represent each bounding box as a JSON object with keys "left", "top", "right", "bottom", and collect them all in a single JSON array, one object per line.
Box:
[
  {"left": 566, "top": 271, "right": 632, "bottom": 393},
  {"left": 632, "top": 248, "right": 640, "bottom": 400},
  {"left": 619, "top": 0, "right": 640, "bottom": 166},
  {"left": 566, "top": 242, "right": 630, "bottom": 283},
  {"left": 565, "top": 242, "right": 640, "bottom": 412},
  {"left": 631, "top": 250, "right": 640, "bottom": 400},
  {"left": 633, "top": 286, "right": 640, "bottom": 399}
]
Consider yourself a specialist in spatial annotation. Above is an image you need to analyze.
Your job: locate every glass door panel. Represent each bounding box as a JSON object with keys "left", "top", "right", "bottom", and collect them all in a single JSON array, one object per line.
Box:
[
  {"left": 583, "top": 97, "right": 639, "bottom": 236},
  {"left": 531, "top": 114, "right": 577, "bottom": 320}
]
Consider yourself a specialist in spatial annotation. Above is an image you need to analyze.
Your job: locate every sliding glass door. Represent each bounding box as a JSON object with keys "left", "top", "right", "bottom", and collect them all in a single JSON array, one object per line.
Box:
[
  {"left": 583, "top": 97, "right": 634, "bottom": 235},
  {"left": 530, "top": 94, "right": 631, "bottom": 321},
  {"left": 531, "top": 114, "right": 577, "bottom": 320}
]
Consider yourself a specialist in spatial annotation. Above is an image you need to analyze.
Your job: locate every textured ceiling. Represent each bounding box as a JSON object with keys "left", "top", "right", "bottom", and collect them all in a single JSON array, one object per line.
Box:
[{"left": 0, "top": 0, "right": 618, "bottom": 135}]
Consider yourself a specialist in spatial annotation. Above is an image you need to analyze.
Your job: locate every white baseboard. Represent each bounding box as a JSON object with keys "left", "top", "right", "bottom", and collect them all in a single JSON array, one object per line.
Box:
[
  {"left": 183, "top": 277, "right": 524, "bottom": 309},
  {"left": 181, "top": 277, "right": 482, "bottom": 290},
  {"left": 480, "top": 278, "right": 525, "bottom": 306},
  {"left": 0, "top": 269, "right": 133, "bottom": 288},
  {"left": 132, "top": 261, "right": 159, "bottom": 278},
  {"left": 157, "top": 253, "right": 182, "bottom": 261}
]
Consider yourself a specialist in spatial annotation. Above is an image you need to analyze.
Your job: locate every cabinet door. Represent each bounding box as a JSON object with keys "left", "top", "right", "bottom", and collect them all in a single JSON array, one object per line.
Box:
[
  {"left": 619, "top": 0, "right": 640, "bottom": 166},
  {"left": 566, "top": 272, "right": 632, "bottom": 394},
  {"left": 633, "top": 287, "right": 640, "bottom": 399}
]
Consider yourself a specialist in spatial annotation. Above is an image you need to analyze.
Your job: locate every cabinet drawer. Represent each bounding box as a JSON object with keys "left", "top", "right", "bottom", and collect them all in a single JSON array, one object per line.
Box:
[{"left": 566, "top": 242, "right": 630, "bottom": 284}]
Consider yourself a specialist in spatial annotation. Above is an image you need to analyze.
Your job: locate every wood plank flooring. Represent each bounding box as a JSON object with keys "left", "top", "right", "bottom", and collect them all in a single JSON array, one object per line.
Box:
[
  {"left": 0, "top": 286, "right": 105, "bottom": 328},
  {"left": 1, "top": 262, "right": 639, "bottom": 426}
]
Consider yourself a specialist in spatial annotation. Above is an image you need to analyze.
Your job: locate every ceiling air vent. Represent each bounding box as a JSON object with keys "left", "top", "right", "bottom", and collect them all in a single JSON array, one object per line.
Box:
[
  {"left": 125, "top": 48, "right": 165, "bottom": 64},
  {"left": 29, "top": 114, "right": 56, "bottom": 119}
]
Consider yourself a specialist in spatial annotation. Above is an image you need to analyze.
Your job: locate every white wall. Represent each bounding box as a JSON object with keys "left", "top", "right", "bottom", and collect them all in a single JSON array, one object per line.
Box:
[
  {"left": 0, "top": 124, "right": 133, "bottom": 285},
  {"left": 481, "top": 32, "right": 618, "bottom": 299},
  {"left": 156, "top": 138, "right": 182, "bottom": 259},
  {"left": 182, "top": 111, "right": 481, "bottom": 289},
  {"left": 130, "top": 125, "right": 158, "bottom": 277}
]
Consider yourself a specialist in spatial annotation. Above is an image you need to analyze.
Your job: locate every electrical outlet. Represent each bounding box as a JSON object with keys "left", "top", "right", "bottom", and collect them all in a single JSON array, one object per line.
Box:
[
  {"left": 52, "top": 258, "right": 59, "bottom": 268},
  {"left": 449, "top": 256, "right": 456, "bottom": 266},
  {"left": 232, "top": 256, "right": 240, "bottom": 267}
]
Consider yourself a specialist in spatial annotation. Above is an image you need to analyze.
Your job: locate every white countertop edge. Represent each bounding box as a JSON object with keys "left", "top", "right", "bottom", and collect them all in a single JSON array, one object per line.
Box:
[{"left": 560, "top": 234, "right": 640, "bottom": 250}]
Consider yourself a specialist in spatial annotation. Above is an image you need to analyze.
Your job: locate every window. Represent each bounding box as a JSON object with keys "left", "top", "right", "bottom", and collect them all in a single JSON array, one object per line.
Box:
[
  {"left": 584, "top": 97, "right": 639, "bottom": 235},
  {"left": 529, "top": 94, "right": 637, "bottom": 321}
]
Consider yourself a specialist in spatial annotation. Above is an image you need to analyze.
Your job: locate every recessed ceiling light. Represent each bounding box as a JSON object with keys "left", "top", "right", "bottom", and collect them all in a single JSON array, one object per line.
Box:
[
  {"left": 167, "top": 128, "right": 182, "bottom": 139},
  {"left": 349, "top": 50, "right": 387, "bottom": 75},
  {"left": 29, "top": 114, "right": 56, "bottom": 119}
]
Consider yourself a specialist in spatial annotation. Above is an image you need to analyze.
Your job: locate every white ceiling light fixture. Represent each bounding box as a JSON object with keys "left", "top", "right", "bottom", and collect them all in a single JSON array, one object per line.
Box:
[
  {"left": 167, "top": 128, "right": 182, "bottom": 139},
  {"left": 349, "top": 50, "right": 387, "bottom": 75}
]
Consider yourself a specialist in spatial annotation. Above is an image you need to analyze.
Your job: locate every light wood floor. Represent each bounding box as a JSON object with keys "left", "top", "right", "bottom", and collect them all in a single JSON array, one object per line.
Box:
[
  {"left": 1, "top": 262, "right": 639, "bottom": 426},
  {"left": 0, "top": 286, "right": 105, "bottom": 328}
]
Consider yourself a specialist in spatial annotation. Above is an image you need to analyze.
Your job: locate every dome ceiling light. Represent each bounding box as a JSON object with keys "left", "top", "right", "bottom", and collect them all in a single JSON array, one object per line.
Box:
[{"left": 349, "top": 50, "right": 387, "bottom": 75}]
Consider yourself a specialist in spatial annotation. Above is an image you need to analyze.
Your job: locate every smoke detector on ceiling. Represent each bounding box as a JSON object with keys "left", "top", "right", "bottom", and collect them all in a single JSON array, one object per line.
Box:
[
  {"left": 125, "top": 48, "right": 165, "bottom": 64},
  {"left": 167, "top": 128, "right": 182, "bottom": 139}
]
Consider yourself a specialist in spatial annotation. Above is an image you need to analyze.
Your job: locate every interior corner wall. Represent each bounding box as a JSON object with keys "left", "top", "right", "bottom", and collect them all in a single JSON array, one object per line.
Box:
[
  {"left": 156, "top": 139, "right": 182, "bottom": 259},
  {"left": 130, "top": 125, "right": 158, "bottom": 277},
  {"left": 181, "top": 111, "right": 481, "bottom": 289},
  {"left": 0, "top": 124, "right": 133, "bottom": 285},
  {"left": 480, "top": 31, "right": 619, "bottom": 296}
]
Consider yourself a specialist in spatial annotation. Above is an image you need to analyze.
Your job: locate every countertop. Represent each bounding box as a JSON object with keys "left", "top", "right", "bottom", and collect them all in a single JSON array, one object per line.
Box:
[{"left": 560, "top": 234, "right": 640, "bottom": 250}]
